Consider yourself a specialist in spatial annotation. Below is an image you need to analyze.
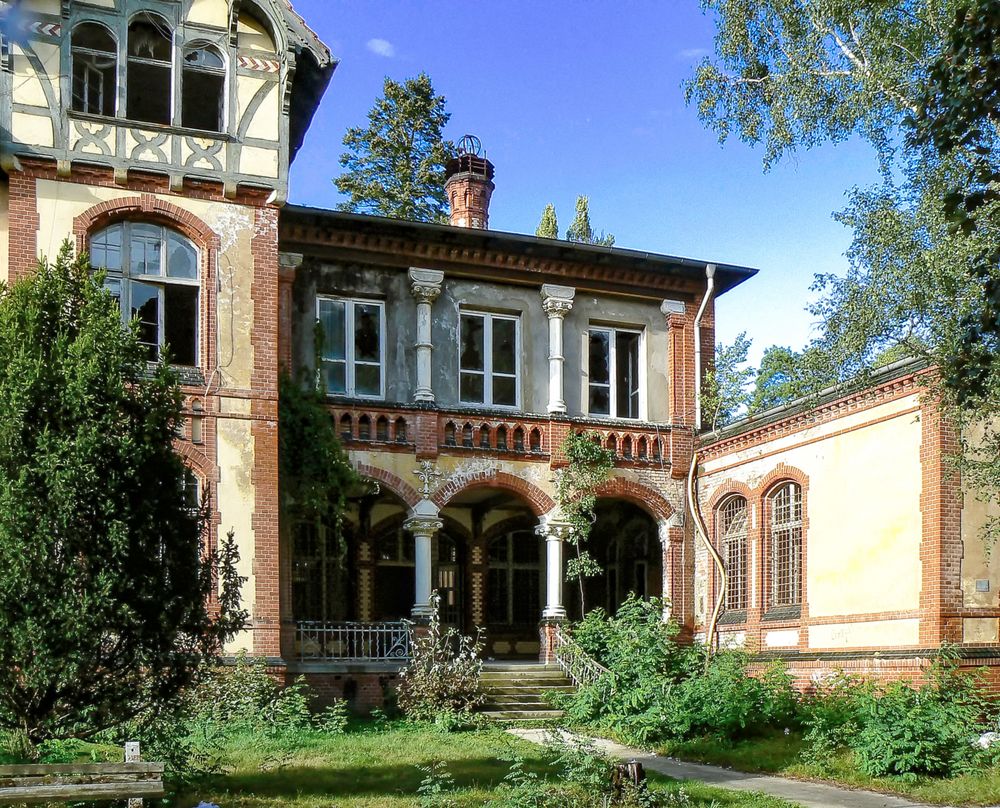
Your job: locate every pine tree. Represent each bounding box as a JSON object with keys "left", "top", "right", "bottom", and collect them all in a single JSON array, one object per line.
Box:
[
  {"left": 564, "top": 196, "right": 615, "bottom": 246},
  {"left": 535, "top": 204, "right": 559, "bottom": 238},
  {"left": 335, "top": 73, "right": 454, "bottom": 223}
]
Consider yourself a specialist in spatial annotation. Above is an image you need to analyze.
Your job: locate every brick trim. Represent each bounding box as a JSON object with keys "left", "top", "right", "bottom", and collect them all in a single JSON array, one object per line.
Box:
[
  {"left": 594, "top": 476, "right": 675, "bottom": 521},
  {"left": 355, "top": 463, "right": 422, "bottom": 509},
  {"left": 72, "top": 194, "right": 221, "bottom": 253},
  {"left": 432, "top": 470, "right": 555, "bottom": 516}
]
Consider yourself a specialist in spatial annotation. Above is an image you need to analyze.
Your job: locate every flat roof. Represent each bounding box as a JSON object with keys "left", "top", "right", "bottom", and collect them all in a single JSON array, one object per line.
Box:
[{"left": 280, "top": 206, "right": 760, "bottom": 297}]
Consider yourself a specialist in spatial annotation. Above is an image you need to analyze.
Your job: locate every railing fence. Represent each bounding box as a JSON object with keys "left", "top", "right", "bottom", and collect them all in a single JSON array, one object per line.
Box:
[{"left": 296, "top": 620, "right": 411, "bottom": 661}]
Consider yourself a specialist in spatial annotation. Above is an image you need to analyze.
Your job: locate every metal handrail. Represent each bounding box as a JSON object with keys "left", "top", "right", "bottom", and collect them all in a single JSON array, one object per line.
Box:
[
  {"left": 296, "top": 620, "right": 411, "bottom": 661},
  {"left": 551, "top": 624, "right": 611, "bottom": 688}
]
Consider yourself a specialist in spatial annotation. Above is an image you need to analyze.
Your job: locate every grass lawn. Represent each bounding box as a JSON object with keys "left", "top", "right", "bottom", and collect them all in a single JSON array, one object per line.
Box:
[
  {"left": 171, "top": 720, "right": 801, "bottom": 807},
  {"left": 657, "top": 731, "right": 1000, "bottom": 806}
]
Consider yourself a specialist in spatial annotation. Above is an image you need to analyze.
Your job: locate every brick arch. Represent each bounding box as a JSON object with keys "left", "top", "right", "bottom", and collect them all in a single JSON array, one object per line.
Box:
[
  {"left": 176, "top": 440, "right": 214, "bottom": 481},
  {"left": 755, "top": 464, "right": 809, "bottom": 500},
  {"left": 433, "top": 470, "right": 555, "bottom": 517},
  {"left": 355, "top": 463, "right": 422, "bottom": 509},
  {"left": 706, "top": 479, "right": 754, "bottom": 513},
  {"left": 593, "top": 477, "right": 675, "bottom": 522},
  {"left": 481, "top": 513, "right": 539, "bottom": 546},
  {"left": 72, "top": 194, "right": 220, "bottom": 255}
]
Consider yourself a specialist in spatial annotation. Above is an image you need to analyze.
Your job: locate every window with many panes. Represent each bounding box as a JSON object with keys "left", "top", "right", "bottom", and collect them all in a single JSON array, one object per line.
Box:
[
  {"left": 459, "top": 311, "right": 519, "bottom": 408},
  {"left": 588, "top": 327, "right": 642, "bottom": 419},
  {"left": 769, "top": 482, "right": 803, "bottom": 608},
  {"left": 317, "top": 297, "right": 385, "bottom": 399},
  {"left": 89, "top": 222, "right": 200, "bottom": 366},
  {"left": 71, "top": 22, "right": 117, "bottom": 116},
  {"left": 718, "top": 496, "right": 749, "bottom": 612},
  {"left": 487, "top": 530, "right": 541, "bottom": 627}
]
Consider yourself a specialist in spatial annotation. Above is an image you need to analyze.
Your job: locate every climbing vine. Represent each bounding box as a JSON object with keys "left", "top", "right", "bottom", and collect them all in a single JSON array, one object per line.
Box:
[{"left": 555, "top": 433, "right": 616, "bottom": 613}]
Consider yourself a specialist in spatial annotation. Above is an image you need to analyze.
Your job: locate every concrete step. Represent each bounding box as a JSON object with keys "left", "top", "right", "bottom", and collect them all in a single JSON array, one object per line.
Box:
[
  {"left": 480, "top": 672, "right": 570, "bottom": 683},
  {"left": 483, "top": 685, "right": 574, "bottom": 696},
  {"left": 483, "top": 695, "right": 552, "bottom": 706},
  {"left": 482, "top": 663, "right": 560, "bottom": 672},
  {"left": 479, "top": 709, "right": 566, "bottom": 721}
]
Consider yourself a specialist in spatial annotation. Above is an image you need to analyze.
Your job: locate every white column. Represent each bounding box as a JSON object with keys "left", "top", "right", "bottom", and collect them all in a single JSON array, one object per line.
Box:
[
  {"left": 540, "top": 284, "right": 575, "bottom": 414},
  {"left": 537, "top": 518, "right": 571, "bottom": 620},
  {"left": 404, "top": 515, "right": 442, "bottom": 618},
  {"left": 658, "top": 520, "right": 673, "bottom": 623},
  {"left": 409, "top": 268, "right": 444, "bottom": 403}
]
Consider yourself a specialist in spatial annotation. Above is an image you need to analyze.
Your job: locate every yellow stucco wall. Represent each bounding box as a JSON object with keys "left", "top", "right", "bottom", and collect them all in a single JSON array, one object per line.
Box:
[
  {"left": 699, "top": 393, "right": 925, "bottom": 648},
  {"left": 217, "top": 413, "right": 258, "bottom": 653}
]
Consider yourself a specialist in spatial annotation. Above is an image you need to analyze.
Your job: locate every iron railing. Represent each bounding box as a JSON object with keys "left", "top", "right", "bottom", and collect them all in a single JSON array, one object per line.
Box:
[
  {"left": 551, "top": 624, "right": 610, "bottom": 688},
  {"left": 296, "top": 620, "right": 411, "bottom": 661}
]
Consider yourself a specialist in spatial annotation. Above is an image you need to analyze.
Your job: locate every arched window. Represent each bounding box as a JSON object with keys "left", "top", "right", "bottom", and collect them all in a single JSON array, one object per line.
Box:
[
  {"left": 181, "top": 467, "right": 201, "bottom": 512},
  {"left": 487, "top": 530, "right": 541, "bottom": 627},
  {"left": 718, "top": 496, "right": 748, "bottom": 612},
  {"left": 182, "top": 43, "right": 225, "bottom": 132},
  {"left": 71, "top": 23, "right": 117, "bottom": 116},
  {"left": 769, "top": 482, "right": 803, "bottom": 608},
  {"left": 89, "top": 222, "right": 200, "bottom": 365},
  {"left": 127, "top": 14, "right": 172, "bottom": 124}
]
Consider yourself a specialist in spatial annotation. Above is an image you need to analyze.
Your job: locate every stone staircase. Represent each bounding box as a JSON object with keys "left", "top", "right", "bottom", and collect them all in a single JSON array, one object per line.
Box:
[{"left": 477, "top": 661, "right": 573, "bottom": 723}]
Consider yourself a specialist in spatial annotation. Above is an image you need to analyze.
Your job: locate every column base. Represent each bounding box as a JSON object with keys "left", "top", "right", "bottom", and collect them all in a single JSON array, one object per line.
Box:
[
  {"left": 541, "top": 607, "right": 567, "bottom": 620},
  {"left": 538, "top": 617, "right": 565, "bottom": 664},
  {"left": 410, "top": 605, "right": 435, "bottom": 622}
]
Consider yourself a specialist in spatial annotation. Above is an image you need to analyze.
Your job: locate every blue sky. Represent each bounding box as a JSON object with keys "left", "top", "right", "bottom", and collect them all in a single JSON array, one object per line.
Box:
[{"left": 288, "top": 1, "right": 884, "bottom": 364}]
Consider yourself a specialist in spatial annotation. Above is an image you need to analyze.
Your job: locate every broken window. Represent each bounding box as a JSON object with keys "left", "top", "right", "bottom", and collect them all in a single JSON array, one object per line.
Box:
[
  {"left": 182, "top": 43, "right": 225, "bottom": 132},
  {"left": 588, "top": 327, "right": 641, "bottom": 419},
  {"left": 89, "top": 222, "right": 200, "bottom": 365},
  {"left": 181, "top": 468, "right": 201, "bottom": 513},
  {"left": 127, "top": 14, "right": 173, "bottom": 125},
  {"left": 769, "top": 482, "right": 803, "bottom": 609},
  {"left": 71, "top": 22, "right": 117, "bottom": 116},
  {"left": 317, "top": 297, "right": 385, "bottom": 398},
  {"left": 718, "top": 496, "right": 748, "bottom": 612},
  {"left": 459, "top": 311, "right": 519, "bottom": 407}
]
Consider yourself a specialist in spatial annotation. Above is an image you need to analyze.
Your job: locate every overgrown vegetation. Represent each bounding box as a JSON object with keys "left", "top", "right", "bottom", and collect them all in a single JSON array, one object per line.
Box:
[
  {"left": 560, "top": 599, "right": 999, "bottom": 783},
  {"left": 0, "top": 245, "right": 246, "bottom": 746},
  {"left": 555, "top": 433, "right": 616, "bottom": 611},
  {"left": 397, "top": 594, "right": 486, "bottom": 727}
]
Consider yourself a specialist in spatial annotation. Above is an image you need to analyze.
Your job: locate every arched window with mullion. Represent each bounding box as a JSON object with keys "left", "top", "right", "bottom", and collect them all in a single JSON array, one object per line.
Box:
[
  {"left": 89, "top": 221, "right": 200, "bottom": 366},
  {"left": 71, "top": 22, "right": 117, "bottom": 117},
  {"left": 769, "top": 482, "right": 803, "bottom": 609},
  {"left": 718, "top": 496, "right": 748, "bottom": 612},
  {"left": 182, "top": 43, "right": 226, "bottom": 132}
]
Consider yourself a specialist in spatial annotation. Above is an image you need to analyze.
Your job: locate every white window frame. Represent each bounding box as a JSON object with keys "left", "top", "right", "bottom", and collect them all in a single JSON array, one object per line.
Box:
[
  {"left": 459, "top": 310, "right": 521, "bottom": 410},
  {"left": 587, "top": 325, "right": 646, "bottom": 420},
  {"left": 90, "top": 221, "right": 201, "bottom": 366},
  {"left": 316, "top": 296, "right": 386, "bottom": 400}
]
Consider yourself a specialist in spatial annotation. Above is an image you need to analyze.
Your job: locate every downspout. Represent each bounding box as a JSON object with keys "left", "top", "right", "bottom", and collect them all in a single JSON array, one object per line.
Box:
[
  {"left": 693, "top": 264, "right": 716, "bottom": 432},
  {"left": 689, "top": 264, "right": 725, "bottom": 661}
]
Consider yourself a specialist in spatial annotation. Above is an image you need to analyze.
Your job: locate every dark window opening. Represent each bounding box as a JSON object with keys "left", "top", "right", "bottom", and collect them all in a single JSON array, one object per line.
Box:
[
  {"left": 127, "top": 16, "right": 172, "bottom": 124},
  {"left": 182, "top": 45, "right": 225, "bottom": 132},
  {"left": 588, "top": 327, "right": 641, "bottom": 419}
]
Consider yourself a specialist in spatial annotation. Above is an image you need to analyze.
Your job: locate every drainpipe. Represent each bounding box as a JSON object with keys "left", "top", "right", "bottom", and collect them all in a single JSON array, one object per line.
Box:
[{"left": 693, "top": 264, "right": 716, "bottom": 432}]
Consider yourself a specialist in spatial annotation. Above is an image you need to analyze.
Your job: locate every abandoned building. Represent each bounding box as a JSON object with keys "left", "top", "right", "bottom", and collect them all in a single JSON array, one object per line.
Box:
[{"left": 1, "top": 0, "right": 998, "bottom": 709}]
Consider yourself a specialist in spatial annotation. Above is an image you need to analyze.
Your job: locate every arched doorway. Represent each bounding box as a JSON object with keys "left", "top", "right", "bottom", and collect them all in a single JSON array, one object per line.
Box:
[{"left": 567, "top": 499, "right": 661, "bottom": 619}]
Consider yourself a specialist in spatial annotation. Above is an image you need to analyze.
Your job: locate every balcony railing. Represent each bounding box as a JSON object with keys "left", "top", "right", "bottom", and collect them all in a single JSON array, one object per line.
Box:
[
  {"left": 296, "top": 620, "right": 411, "bottom": 662},
  {"left": 551, "top": 624, "right": 610, "bottom": 688}
]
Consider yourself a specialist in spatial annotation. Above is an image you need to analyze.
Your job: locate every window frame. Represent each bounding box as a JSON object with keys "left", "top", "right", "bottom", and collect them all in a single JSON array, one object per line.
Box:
[
  {"left": 458, "top": 310, "right": 521, "bottom": 410},
  {"left": 767, "top": 482, "right": 803, "bottom": 610},
  {"left": 587, "top": 325, "right": 645, "bottom": 420},
  {"left": 180, "top": 40, "right": 228, "bottom": 133},
  {"left": 316, "top": 296, "right": 387, "bottom": 401},
  {"left": 125, "top": 11, "right": 176, "bottom": 127},
  {"left": 717, "top": 495, "right": 749, "bottom": 613},
  {"left": 89, "top": 221, "right": 202, "bottom": 367},
  {"left": 486, "top": 530, "right": 543, "bottom": 628},
  {"left": 70, "top": 21, "right": 119, "bottom": 117}
]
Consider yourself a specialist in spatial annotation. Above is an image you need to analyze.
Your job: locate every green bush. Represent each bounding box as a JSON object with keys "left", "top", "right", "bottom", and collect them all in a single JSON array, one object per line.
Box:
[
  {"left": 664, "top": 652, "right": 799, "bottom": 741},
  {"left": 397, "top": 594, "right": 485, "bottom": 724}
]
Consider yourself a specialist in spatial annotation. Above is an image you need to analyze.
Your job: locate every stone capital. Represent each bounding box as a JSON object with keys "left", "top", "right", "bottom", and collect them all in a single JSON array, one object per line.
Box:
[
  {"left": 541, "top": 284, "right": 575, "bottom": 317},
  {"left": 409, "top": 268, "right": 444, "bottom": 303},
  {"left": 403, "top": 515, "right": 443, "bottom": 538},
  {"left": 535, "top": 518, "right": 573, "bottom": 542},
  {"left": 661, "top": 299, "right": 686, "bottom": 326}
]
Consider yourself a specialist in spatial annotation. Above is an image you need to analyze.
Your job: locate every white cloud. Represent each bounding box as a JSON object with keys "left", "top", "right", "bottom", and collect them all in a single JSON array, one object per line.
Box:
[
  {"left": 677, "top": 47, "right": 710, "bottom": 60},
  {"left": 366, "top": 38, "right": 396, "bottom": 58}
]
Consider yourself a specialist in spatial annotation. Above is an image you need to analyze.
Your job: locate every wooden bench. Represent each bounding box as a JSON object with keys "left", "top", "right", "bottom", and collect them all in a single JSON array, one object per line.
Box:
[{"left": 0, "top": 762, "right": 165, "bottom": 804}]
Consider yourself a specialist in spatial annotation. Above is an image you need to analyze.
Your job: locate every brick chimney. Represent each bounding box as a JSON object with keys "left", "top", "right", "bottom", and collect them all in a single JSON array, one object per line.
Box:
[{"left": 444, "top": 134, "right": 495, "bottom": 229}]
